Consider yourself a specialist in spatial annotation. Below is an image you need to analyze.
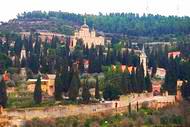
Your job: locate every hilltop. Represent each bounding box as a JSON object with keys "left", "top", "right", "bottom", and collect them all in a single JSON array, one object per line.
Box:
[{"left": 0, "top": 11, "right": 190, "bottom": 38}]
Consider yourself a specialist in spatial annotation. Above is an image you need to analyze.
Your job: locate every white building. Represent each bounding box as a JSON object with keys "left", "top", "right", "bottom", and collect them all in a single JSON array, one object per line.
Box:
[{"left": 71, "top": 18, "right": 105, "bottom": 48}]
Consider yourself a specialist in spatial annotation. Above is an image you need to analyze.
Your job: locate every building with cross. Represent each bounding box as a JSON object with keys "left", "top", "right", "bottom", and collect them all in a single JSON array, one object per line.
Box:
[{"left": 70, "top": 18, "right": 105, "bottom": 48}]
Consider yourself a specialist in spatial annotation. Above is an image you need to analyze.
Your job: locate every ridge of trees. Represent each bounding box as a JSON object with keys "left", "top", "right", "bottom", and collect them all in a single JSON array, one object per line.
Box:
[{"left": 17, "top": 11, "right": 190, "bottom": 36}]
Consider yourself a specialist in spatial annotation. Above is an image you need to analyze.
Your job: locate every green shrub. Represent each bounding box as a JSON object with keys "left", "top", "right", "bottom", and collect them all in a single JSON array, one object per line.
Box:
[{"left": 160, "top": 116, "right": 169, "bottom": 125}]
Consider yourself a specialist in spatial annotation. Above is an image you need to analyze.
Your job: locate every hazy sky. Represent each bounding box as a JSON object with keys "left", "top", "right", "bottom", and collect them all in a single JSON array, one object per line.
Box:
[{"left": 0, "top": 0, "right": 189, "bottom": 22}]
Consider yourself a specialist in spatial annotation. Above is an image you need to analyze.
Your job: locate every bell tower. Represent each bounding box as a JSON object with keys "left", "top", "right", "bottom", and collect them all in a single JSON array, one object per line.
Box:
[
  {"left": 20, "top": 45, "right": 26, "bottom": 62},
  {"left": 140, "top": 45, "right": 147, "bottom": 77}
]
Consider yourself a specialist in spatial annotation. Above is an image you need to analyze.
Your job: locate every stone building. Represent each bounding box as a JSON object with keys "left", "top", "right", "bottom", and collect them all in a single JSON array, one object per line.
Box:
[
  {"left": 168, "top": 51, "right": 181, "bottom": 58},
  {"left": 20, "top": 31, "right": 65, "bottom": 43},
  {"left": 27, "top": 74, "right": 56, "bottom": 96},
  {"left": 70, "top": 18, "right": 105, "bottom": 48}
]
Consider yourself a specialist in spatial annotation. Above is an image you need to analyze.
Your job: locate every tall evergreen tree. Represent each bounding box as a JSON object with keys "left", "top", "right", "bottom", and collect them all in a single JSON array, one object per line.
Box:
[
  {"left": 14, "top": 36, "right": 23, "bottom": 56},
  {"left": 82, "top": 79, "right": 91, "bottom": 103},
  {"left": 54, "top": 72, "right": 62, "bottom": 100},
  {"left": 151, "top": 60, "right": 157, "bottom": 77},
  {"left": 181, "top": 81, "right": 189, "bottom": 99},
  {"left": 145, "top": 72, "right": 152, "bottom": 92},
  {"left": 136, "top": 63, "right": 145, "bottom": 93},
  {"left": 34, "top": 75, "right": 42, "bottom": 104},
  {"left": 68, "top": 71, "right": 80, "bottom": 100},
  {"left": 28, "top": 32, "right": 33, "bottom": 53},
  {"left": 0, "top": 78, "right": 7, "bottom": 108},
  {"left": 95, "top": 76, "right": 100, "bottom": 99},
  {"left": 29, "top": 53, "right": 40, "bottom": 73},
  {"left": 103, "top": 83, "right": 121, "bottom": 101},
  {"left": 131, "top": 67, "right": 137, "bottom": 93},
  {"left": 34, "top": 33, "right": 41, "bottom": 55},
  {"left": 61, "top": 57, "right": 70, "bottom": 93},
  {"left": 164, "top": 68, "right": 177, "bottom": 95},
  {"left": 120, "top": 69, "right": 130, "bottom": 94}
]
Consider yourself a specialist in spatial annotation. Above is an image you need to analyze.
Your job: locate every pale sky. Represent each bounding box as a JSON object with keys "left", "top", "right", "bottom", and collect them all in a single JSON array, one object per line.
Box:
[{"left": 0, "top": 0, "right": 190, "bottom": 22}]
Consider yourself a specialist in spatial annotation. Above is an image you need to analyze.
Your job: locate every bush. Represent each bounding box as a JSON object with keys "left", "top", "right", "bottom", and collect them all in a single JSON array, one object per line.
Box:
[
  {"left": 103, "top": 84, "right": 121, "bottom": 101},
  {"left": 160, "top": 116, "right": 169, "bottom": 125},
  {"left": 171, "top": 115, "right": 183, "bottom": 125}
]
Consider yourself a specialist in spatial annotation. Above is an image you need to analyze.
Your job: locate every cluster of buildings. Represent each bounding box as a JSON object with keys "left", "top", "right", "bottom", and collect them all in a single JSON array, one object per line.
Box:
[
  {"left": 20, "top": 31, "right": 65, "bottom": 43},
  {"left": 20, "top": 18, "right": 105, "bottom": 49},
  {"left": 2, "top": 18, "right": 185, "bottom": 99}
]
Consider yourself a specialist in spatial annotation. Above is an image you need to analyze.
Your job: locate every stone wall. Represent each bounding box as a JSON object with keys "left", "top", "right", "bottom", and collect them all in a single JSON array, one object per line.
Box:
[{"left": 4, "top": 94, "right": 176, "bottom": 120}]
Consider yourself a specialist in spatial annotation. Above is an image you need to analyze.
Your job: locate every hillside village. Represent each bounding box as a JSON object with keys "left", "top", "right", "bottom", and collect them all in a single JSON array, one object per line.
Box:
[{"left": 0, "top": 11, "right": 190, "bottom": 126}]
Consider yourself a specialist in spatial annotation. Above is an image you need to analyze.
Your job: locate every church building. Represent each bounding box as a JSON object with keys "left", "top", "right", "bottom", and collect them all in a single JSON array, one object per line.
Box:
[{"left": 70, "top": 18, "right": 105, "bottom": 48}]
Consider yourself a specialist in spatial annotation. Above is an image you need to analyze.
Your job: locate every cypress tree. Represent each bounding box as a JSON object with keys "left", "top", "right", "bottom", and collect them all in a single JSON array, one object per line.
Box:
[
  {"left": 0, "top": 78, "right": 7, "bottom": 108},
  {"left": 68, "top": 71, "right": 80, "bottom": 101},
  {"left": 82, "top": 79, "right": 91, "bottom": 103},
  {"left": 151, "top": 61, "right": 157, "bottom": 77},
  {"left": 79, "top": 58, "right": 84, "bottom": 73},
  {"left": 136, "top": 63, "right": 145, "bottom": 92},
  {"left": 95, "top": 76, "right": 100, "bottom": 99},
  {"left": 164, "top": 68, "right": 177, "bottom": 95},
  {"left": 181, "top": 81, "right": 188, "bottom": 98},
  {"left": 28, "top": 32, "right": 33, "bottom": 53},
  {"left": 14, "top": 36, "right": 23, "bottom": 56},
  {"left": 61, "top": 58, "right": 70, "bottom": 93},
  {"left": 120, "top": 68, "right": 130, "bottom": 94},
  {"left": 54, "top": 72, "right": 62, "bottom": 100},
  {"left": 145, "top": 72, "right": 152, "bottom": 92},
  {"left": 103, "top": 83, "right": 121, "bottom": 101},
  {"left": 34, "top": 75, "right": 42, "bottom": 104},
  {"left": 34, "top": 33, "right": 41, "bottom": 55},
  {"left": 131, "top": 67, "right": 137, "bottom": 93}
]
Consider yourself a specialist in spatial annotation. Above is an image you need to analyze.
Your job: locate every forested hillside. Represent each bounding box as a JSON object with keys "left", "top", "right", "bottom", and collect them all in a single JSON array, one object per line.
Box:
[{"left": 16, "top": 11, "right": 190, "bottom": 37}]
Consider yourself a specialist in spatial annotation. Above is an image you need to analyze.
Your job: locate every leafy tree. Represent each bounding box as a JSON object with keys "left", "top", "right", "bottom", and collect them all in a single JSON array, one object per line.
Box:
[
  {"left": 0, "top": 78, "right": 7, "bottom": 107},
  {"left": 34, "top": 75, "right": 42, "bottom": 104}
]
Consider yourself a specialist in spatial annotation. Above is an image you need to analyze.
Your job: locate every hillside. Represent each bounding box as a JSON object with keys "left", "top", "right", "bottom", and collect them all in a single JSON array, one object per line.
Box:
[
  {"left": 0, "top": 17, "right": 75, "bottom": 35},
  {"left": 0, "top": 11, "right": 190, "bottom": 40}
]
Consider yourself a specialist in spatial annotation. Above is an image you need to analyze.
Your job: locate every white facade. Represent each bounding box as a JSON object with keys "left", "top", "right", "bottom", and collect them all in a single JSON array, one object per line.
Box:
[
  {"left": 71, "top": 18, "right": 105, "bottom": 48},
  {"left": 140, "top": 46, "right": 147, "bottom": 77}
]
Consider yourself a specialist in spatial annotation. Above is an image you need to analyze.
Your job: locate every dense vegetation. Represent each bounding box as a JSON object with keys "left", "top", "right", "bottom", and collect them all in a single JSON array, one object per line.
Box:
[
  {"left": 17, "top": 11, "right": 190, "bottom": 37},
  {"left": 0, "top": 31, "right": 190, "bottom": 106},
  {"left": 0, "top": 11, "right": 190, "bottom": 107}
]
